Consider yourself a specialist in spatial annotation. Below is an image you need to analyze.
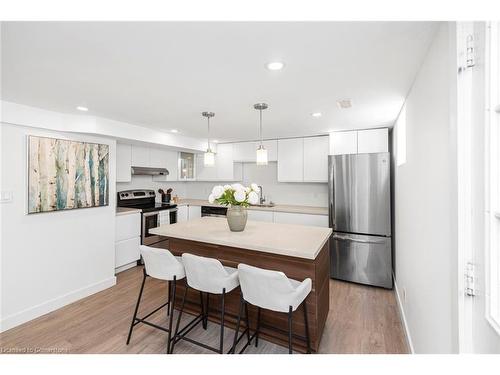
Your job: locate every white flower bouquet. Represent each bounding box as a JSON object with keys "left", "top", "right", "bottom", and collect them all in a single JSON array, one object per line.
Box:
[{"left": 208, "top": 183, "right": 260, "bottom": 207}]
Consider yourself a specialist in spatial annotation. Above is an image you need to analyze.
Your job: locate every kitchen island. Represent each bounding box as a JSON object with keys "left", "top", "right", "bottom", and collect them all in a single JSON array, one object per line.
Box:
[{"left": 149, "top": 217, "right": 332, "bottom": 352}]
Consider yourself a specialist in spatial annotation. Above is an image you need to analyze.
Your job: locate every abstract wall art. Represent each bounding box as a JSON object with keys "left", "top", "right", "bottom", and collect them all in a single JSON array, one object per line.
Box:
[{"left": 28, "top": 135, "right": 109, "bottom": 213}]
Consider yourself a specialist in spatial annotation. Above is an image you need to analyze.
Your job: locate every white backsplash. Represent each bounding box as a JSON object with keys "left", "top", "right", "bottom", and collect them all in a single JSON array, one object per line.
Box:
[{"left": 116, "top": 162, "right": 328, "bottom": 207}]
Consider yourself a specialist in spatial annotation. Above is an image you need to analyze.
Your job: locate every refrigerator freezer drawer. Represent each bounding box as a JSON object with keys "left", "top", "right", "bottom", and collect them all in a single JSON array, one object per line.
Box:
[{"left": 330, "top": 233, "right": 393, "bottom": 289}]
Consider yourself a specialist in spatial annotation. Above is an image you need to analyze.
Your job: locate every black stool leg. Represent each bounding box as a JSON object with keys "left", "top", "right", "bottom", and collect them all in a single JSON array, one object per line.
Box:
[
  {"left": 199, "top": 291, "right": 207, "bottom": 330},
  {"left": 255, "top": 307, "right": 261, "bottom": 347},
  {"left": 230, "top": 292, "right": 245, "bottom": 354},
  {"left": 166, "top": 276, "right": 177, "bottom": 354},
  {"left": 170, "top": 284, "right": 188, "bottom": 354},
  {"left": 204, "top": 294, "right": 210, "bottom": 329},
  {"left": 167, "top": 280, "right": 171, "bottom": 317},
  {"left": 288, "top": 306, "right": 293, "bottom": 354},
  {"left": 244, "top": 301, "right": 251, "bottom": 343},
  {"left": 303, "top": 302, "right": 311, "bottom": 354},
  {"left": 219, "top": 288, "right": 226, "bottom": 354},
  {"left": 126, "top": 269, "right": 147, "bottom": 345}
]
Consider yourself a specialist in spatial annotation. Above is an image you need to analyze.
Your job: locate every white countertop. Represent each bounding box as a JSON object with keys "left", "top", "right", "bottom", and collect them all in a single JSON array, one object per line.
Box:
[
  {"left": 176, "top": 198, "right": 328, "bottom": 216},
  {"left": 149, "top": 217, "right": 332, "bottom": 260},
  {"left": 116, "top": 207, "right": 142, "bottom": 216}
]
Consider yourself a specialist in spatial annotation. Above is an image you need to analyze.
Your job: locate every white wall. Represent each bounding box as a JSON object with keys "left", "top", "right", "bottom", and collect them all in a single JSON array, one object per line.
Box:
[
  {"left": 117, "top": 162, "right": 329, "bottom": 207},
  {"left": 392, "top": 23, "right": 459, "bottom": 353},
  {"left": 0, "top": 123, "right": 117, "bottom": 332}
]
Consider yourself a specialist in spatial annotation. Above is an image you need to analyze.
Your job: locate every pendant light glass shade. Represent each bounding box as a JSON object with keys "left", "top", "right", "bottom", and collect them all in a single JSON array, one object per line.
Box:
[
  {"left": 204, "top": 148, "right": 215, "bottom": 166},
  {"left": 202, "top": 111, "right": 215, "bottom": 167},
  {"left": 256, "top": 144, "right": 268, "bottom": 165},
  {"left": 254, "top": 103, "right": 269, "bottom": 166}
]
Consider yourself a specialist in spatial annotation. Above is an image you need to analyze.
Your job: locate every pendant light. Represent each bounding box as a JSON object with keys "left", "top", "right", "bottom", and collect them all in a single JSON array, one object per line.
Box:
[
  {"left": 202, "top": 111, "right": 215, "bottom": 167},
  {"left": 254, "top": 103, "right": 268, "bottom": 165}
]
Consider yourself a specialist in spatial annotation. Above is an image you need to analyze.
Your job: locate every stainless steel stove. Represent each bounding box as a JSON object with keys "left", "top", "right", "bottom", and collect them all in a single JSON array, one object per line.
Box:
[{"left": 117, "top": 189, "right": 177, "bottom": 245}]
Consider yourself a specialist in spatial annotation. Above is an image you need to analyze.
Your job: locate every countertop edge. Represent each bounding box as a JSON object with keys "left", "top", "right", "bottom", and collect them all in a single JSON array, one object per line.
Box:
[
  {"left": 176, "top": 199, "right": 328, "bottom": 216},
  {"left": 150, "top": 224, "right": 332, "bottom": 260}
]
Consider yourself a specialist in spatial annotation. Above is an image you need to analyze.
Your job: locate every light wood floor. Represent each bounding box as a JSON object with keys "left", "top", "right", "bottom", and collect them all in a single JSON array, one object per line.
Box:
[{"left": 0, "top": 266, "right": 408, "bottom": 354}]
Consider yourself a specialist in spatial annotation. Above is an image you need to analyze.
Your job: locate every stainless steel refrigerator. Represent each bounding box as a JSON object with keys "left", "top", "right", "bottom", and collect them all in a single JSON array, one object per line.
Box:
[{"left": 328, "top": 152, "right": 392, "bottom": 289}]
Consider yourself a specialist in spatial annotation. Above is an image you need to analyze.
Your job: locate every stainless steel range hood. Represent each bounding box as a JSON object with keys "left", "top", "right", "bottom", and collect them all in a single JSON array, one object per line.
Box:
[{"left": 131, "top": 166, "right": 169, "bottom": 176}]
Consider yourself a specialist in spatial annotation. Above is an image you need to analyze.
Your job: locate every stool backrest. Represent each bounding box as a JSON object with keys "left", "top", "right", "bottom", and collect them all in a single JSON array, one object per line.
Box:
[
  {"left": 182, "top": 253, "right": 231, "bottom": 294},
  {"left": 140, "top": 245, "right": 184, "bottom": 281},
  {"left": 237, "top": 263, "right": 296, "bottom": 312}
]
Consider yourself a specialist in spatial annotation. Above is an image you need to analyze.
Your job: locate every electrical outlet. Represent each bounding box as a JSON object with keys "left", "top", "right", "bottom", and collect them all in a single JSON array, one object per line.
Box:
[{"left": 0, "top": 191, "right": 13, "bottom": 203}]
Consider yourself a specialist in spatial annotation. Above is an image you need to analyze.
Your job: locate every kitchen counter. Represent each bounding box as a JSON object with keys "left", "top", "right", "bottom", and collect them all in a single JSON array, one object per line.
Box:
[
  {"left": 176, "top": 198, "right": 328, "bottom": 216},
  {"left": 116, "top": 207, "right": 142, "bottom": 216},
  {"left": 150, "top": 217, "right": 331, "bottom": 260},
  {"left": 149, "top": 216, "right": 331, "bottom": 352}
]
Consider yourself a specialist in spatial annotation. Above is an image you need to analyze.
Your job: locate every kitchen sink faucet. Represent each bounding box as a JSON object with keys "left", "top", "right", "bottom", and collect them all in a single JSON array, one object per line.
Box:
[{"left": 258, "top": 185, "right": 266, "bottom": 204}]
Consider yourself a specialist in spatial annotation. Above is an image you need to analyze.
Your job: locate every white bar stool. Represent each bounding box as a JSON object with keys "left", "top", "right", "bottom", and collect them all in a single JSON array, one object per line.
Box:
[
  {"left": 170, "top": 253, "right": 247, "bottom": 354},
  {"left": 232, "top": 263, "right": 312, "bottom": 354},
  {"left": 126, "top": 245, "right": 185, "bottom": 353}
]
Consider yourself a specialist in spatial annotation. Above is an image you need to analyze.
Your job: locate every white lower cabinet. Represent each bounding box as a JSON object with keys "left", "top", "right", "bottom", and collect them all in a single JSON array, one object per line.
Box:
[
  {"left": 188, "top": 205, "right": 201, "bottom": 220},
  {"left": 115, "top": 213, "right": 141, "bottom": 242},
  {"left": 247, "top": 210, "right": 274, "bottom": 222},
  {"left": 177, "top": 205, "right": 189, "bottom": 222},
  {"left": 115, "top": 237, "right": 141, "bottom": 269},
  {"left": 273, "top": 212, "right": 328, "bottom": 227},
  {"left": 115, "top": 213, "right": 141, "bottom": 271}
]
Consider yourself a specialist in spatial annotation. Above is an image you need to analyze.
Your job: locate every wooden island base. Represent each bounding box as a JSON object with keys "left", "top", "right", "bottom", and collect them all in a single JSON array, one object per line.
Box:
[{"left": 152, "top": 237, "right": 330, "bottom": 353}]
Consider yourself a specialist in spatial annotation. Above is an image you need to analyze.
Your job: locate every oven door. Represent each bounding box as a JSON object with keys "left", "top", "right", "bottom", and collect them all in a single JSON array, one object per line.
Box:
[{"left": 142, "top": 211, "right": 162, "bottom": 246}]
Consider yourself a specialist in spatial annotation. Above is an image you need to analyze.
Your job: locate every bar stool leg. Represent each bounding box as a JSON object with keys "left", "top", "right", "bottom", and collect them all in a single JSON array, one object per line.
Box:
[
  {"left": 255, "top": 307, "right": 261, "bottom": 347},
  {"left": 244, "top": 301, "right": 251, "bottom": 343},
  {"left": 219, "top": 288, "right": 226, "bottom": 354},
  {"left": 126, "top": 269, "right": 147, "bottom": 345},
  {"left": 170, "top": 285, "right": 188, "bottom": 353},
  {"left": 167, "top": 280, "right": 171, "bottom": 316},
  {"left": 199, "top": 291, "right": 207, "bottom": 330},
  {"left": 230, "top": 292, "right": 245, "bottom": 354},
  {"left": 303, "top": 302, "right": 311, "bottom": 354},
  {"left": 166, "top": 276, "right": 177, "bottom": 354},
  {"left": 204, "top": 294, "right": 210, "bottom": 329},
  {"left": 288, "top": 306, "right": 293, "bottom": 354}
]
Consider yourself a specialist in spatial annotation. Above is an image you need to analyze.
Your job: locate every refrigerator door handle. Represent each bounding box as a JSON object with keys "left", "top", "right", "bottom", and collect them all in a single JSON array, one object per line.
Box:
[{"left": 332, "top": 234, "right": 386, "bottom": 244}]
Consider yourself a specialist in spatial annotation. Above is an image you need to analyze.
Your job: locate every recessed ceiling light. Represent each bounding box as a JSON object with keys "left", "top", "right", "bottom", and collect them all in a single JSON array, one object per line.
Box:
[
  {"left": 337, "top": 99, "right": 352, "bottom": 109},
  {"left": 311, "top": 112, "right": 322, "bottom": 118},
  {"left": 76, "top": 106, "right": 88, "bottom": 112},
  {"left": 266, "top": 62, "right": 285, "bottom": 71},
  {"left": 212, "top": 140, "right": 219, "bottom": 143},
  {"left": 171, "top": 129, "right": 179, "bottom": 133}
]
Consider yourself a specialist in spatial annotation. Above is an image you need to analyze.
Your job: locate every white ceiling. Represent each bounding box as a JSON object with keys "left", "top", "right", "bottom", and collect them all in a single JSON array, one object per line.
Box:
[{"left": 1, "top": 22, "right": 439, "bottom": 142}]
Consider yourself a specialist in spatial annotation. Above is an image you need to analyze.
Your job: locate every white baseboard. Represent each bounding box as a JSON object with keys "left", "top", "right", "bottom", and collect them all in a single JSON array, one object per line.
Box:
[
  {"left": 0, "top": 276, "right": 116, "bottom": 333},
  {"left": 393, "top": 278, "right": 415, "bottom": 354},
  {"left": 115, "top": 261, "right": 138, "bottom": 274}
]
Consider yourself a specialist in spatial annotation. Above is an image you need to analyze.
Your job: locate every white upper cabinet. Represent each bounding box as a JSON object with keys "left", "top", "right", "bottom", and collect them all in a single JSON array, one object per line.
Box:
[
  {"left": 357, "top": 128, "right": 389, "bottom": 153},
  {"left": 116, "top": 143, "right": 132, "bottom": 182},
  {"left": 131, "top": 145, "right": 150, "bottom": 166},
  {"left": 151, "top": 148, "right": 179, "bottom": 181},
  {"left": 329, "top": 128, "right": 388, "bottom": 155},
  {"left": 215, "top": 143, "right": 236, "bottom": 181},
  {"left": 303, "top": 136, "right": 329, "bottom": 182},
  {"left": 329, "top": 131, "right": 358, "bottom": 155},
  {"left": 233, "top": 140, "right": 277, "bottom": 162},
  {"left": 277, "top": 138, "right": 304, "bottom": 182}
]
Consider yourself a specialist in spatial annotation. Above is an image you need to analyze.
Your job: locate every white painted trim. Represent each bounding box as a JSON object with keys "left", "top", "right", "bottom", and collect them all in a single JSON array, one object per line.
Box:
[
  {"left": 115, "top": 262, "right": 139, "bottom": 274},
  {"left": 0, "top": 276, "right": 116, "bottom": 333},
  {"left": 393, "top": 278, "right": 415, "bottom": 354}
]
